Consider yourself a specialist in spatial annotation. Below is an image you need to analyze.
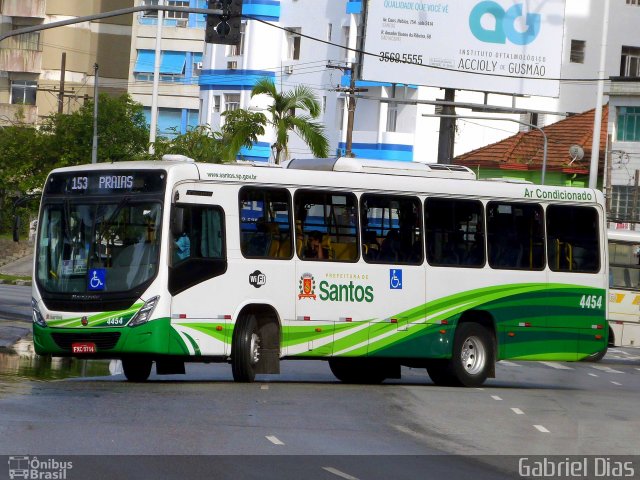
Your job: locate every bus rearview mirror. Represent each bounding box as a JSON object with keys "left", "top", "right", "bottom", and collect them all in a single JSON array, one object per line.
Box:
[{"left": 171, "top": 207, "right": 185, "bottom": 237}]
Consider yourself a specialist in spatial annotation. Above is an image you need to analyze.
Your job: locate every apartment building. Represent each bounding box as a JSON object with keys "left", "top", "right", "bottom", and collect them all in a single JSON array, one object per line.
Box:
[{"left": 0, "top": 0, "right": 134, "bottom": 126}]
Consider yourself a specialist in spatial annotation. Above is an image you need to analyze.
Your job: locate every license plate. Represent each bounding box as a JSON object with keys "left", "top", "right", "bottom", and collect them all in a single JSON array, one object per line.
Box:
[{"left": 72, "top": 342, "right": 96, "bottom": 353}]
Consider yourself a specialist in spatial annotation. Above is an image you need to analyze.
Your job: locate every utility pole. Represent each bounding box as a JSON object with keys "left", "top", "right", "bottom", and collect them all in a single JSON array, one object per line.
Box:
[
  {"left": 149, "top": 0, "right": 164, "bottom": 155},
  {"left": 58, "top": 52, "right": 66, "bottom": 114},
  {"left": 328, "top": 63, "right": 367, "bottom": 157},
  {"left": 437, "top": 88, "right": 456, "bottom": 164},
  {"left": 590, "top": 0, "right": 610, "bottom": 189},
  {"left": 91, "top": 63, "right": 99, "bottom": 164}
]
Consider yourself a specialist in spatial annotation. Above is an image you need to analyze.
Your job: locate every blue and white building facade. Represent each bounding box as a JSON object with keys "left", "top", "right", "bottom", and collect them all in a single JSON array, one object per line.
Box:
[
  {"left": 199, "top": 0, "right": 418, "bottom": 162},
  {"left": 129, "top": 0, "right": 640, "bottom": 164}
]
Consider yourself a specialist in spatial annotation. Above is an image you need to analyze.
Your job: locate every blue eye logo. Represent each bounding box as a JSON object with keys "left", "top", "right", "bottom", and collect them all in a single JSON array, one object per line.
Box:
[{"left": 469, "top": 1, "right": 541, "bottom": 45}]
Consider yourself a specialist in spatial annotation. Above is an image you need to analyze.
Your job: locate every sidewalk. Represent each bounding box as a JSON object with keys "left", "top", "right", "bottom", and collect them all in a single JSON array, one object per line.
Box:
[
  {"left": 0, "top": 254, "right": 33, "bottom": 350},
  {"left": 0, "top": 253, "right": 33, "bottom": 285}
]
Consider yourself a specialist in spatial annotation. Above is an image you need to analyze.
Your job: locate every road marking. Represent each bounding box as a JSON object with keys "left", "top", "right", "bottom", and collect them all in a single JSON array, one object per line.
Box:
[
  {"left": 499, "top": 360, "right": 521, "bottom": 367},
  {"left": 636, "top": 368, "right": 640, "bottom": 372},
  {"left": 588, "top": 373, "right": 598, "bottom": 377},
  {"left": 611, "top": 381, "right": 622, "bottom": 386},
  {"left": 265, "top": 435, "right": 284, "bottom": 445},
  {"left": 475, "top": 388, "right": 484, "bottom": 391},
  {"left": 592, "top": 365, "right": 624, "bottom": 374},
  {"left": 260, "top": 385, "right": 269, "bottom": 390},
  {"left": 534, "top": 425, "right": 550, "bottom": 433},
  {"left": 322, "top": 467, "right": 360, "bottom": 480},
  {"left": 511, "top": 408, "right": 524, "bottom": 415},
  {"left": 491, "top": 395, "right": 503, "bottom": 401},
  {"left": 539, "top": 361, "right": 573, "bottom": 370}
]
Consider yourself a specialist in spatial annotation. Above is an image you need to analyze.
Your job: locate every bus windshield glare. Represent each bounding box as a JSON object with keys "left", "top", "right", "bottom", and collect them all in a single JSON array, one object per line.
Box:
[{"left": 36, "top": 200, "right": 162, "bottom": 294}]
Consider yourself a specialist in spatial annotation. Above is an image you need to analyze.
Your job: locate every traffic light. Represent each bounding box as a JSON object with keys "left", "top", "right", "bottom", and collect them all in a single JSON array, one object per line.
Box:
[{"left": 205, "top": 0, "right": 243, "bottom": 45}]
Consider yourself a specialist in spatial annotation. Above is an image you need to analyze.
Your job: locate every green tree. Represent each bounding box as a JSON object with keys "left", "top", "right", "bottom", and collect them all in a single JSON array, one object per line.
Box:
[
  {"left": 220, "top": 109, "right": 267, "bottom": 161},
  {"left": 249, "top": 78, "right": 329, "bottom": 164},
  {"left": 152, "top": 125, "right": 226, "bottom": 163},
  {"left": 40, "top": 93, "right": 149, "bottom": 166}
]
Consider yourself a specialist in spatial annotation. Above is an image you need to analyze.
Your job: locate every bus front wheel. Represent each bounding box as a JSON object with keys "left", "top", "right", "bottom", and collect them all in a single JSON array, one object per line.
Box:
[
  {"left": 232, "top": 315, "right": 260, "bottom": 382},
  {"left": 450, "top": 323, "right": 494, "bottom": 387},
  {"left": 122, "top": 357, "right": 152, "bottom": 382}
]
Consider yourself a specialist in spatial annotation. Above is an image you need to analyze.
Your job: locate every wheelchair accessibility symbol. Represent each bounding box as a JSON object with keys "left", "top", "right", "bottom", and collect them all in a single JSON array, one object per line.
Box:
[
  {"left": 390, "top": 269, "right": 402, "bottom": 290},
  {"left": 88, "top": 268, "right": 106, "bottom": 291}
]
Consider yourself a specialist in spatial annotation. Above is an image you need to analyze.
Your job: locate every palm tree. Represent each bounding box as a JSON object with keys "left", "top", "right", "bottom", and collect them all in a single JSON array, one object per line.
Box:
[{"left": 251, "top": 78, "right": 329, "bottom": 164}]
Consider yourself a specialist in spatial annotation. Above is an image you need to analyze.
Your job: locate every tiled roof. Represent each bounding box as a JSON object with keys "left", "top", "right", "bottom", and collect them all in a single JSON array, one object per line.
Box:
[{"left": 453, "top": 105, "right": 609, "bottom": 174}]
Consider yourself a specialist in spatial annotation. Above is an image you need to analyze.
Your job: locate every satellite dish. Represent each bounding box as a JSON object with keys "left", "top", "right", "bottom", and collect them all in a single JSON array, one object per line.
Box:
[{"left": 569, "top": 145, "right": 584, "bottom": 163}]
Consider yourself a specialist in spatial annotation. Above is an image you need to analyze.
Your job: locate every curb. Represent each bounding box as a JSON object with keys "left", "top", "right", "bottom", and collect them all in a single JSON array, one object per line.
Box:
[{"left": 0, "top": 278, "right": 32, "bottom": 286}]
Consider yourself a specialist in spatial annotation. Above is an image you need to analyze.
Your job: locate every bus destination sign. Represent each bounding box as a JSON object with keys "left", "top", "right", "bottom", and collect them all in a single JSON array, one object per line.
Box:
[{"left": 45, "top": 171, "right": 166, "bottom": 196}]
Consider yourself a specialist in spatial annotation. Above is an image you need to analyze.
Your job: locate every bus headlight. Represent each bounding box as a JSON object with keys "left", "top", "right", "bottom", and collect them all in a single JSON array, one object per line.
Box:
[
  {"left": 128, "top": 296, "right": 160, "bottom": 327},
  {"left": 31, "top": 298, "right": 47, "bottom": 327}
]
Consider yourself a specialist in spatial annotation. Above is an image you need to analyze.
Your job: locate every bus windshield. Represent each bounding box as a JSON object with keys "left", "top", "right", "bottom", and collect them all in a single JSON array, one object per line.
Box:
[{"left": 36, "top": 199, "right": 162, "bottom": 294}]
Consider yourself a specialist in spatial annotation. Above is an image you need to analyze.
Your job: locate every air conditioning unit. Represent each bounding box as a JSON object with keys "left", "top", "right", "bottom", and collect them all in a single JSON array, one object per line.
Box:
[
  {"left": 176, "top": 18, "right": 188, "bottom": 27},
  {"left": 196, "top": 62, "right": 203, "bottom": 70},
  {"left": 227, "top": 61, "right": 238, "bottom": 70},
  {"left": 285, "top": 65, "right": 294, "bottom": 74}
]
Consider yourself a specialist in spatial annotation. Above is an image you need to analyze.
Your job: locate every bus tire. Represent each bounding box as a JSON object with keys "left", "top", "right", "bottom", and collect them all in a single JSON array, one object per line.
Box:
[
  {"left": 232, "top": 314, "right": 260, "bottom": 383},
  {"left": 582, "top": 346, "right": 607, "bottom": 362},
  {"left": 328, "top": 358, "right": 386, "bottom": 384},
  {"left": 450, "top": 323, "right": 494, "bottom": 387},
  {"left": 122, "top": 357, "right": 152, "bottom": 382}
]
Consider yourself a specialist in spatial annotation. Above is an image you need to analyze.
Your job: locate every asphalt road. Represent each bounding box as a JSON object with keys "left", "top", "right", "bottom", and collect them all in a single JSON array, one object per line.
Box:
[
  {"left": 0, "top": 285, "right": 30, "bottom": 322},
  {"left": 1, "top": 286, "right": 639, "bottom": 479},
  {"left": 0, "top": 351, "right": 639, "bottom": 479}
]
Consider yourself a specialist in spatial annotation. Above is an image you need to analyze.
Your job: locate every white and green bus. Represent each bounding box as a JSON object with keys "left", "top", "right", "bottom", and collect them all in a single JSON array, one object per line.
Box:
[
  {"left": 31, "top": 157, "right": 608, "bottom": 386},
  {"left": 607, "top": 228, "right": 640, "bottom": 353}
]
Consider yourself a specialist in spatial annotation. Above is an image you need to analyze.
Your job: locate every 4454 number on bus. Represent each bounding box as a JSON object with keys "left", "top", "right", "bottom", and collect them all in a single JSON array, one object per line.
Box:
[{"left": 580, "top": 294, "right": 603, "bottom": 309}]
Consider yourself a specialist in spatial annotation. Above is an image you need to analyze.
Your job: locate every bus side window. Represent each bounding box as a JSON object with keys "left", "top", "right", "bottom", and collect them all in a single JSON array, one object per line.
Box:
[
  {"left": 547, "top": 205, "right": 600, "bottom": 273},
  {"left": 239, "top": 187, "right": 292, "bottom": 260}
]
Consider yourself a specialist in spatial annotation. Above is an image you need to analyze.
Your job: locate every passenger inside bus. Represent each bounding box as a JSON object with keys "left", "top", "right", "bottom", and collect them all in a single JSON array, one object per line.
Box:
[{"left": 304, "top": 230, "right": 326, "bottom": 259}]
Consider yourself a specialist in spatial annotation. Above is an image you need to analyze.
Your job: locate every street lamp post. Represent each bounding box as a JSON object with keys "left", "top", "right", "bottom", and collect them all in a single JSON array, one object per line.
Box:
[{"left": 422, "top": 114, "right": 548, "bottom": 185}]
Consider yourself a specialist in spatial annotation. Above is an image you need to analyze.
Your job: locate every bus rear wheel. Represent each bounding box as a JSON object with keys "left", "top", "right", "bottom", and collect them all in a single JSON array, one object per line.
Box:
[
  {"left": 232, "top": 315, "right": 260, "bottom": 382},
  {"left": 122, "top": 357, "right": 152, "bottom": 382},
  {"left": 450, "top": 323, "right": 494, "bottom": 387},
  {"left": 328, "top": 358, "right": 386, "bottom": 384}
]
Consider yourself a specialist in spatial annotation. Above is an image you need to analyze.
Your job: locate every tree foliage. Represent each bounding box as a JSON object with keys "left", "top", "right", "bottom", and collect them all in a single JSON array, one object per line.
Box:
[
  {"left": 221, "top": 78, "right": 330, "bottom": 164},
  {"left": 220, "top": 109, "right": 267, "bottom": 161},
  {"left": 152, "top": 125, "right": 226, "bottom": 163}
]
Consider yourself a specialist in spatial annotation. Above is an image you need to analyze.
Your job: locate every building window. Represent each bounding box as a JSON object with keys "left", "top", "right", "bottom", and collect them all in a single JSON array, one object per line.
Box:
[
  {"left": 11, "top": 80, "right": 37, "bottom": 105},
  {"left": 626, "top": 0, "right": 639, "bottom": 5},
  {"left": 286, "top": 27, "right": 301, "bottom": 60},
  {"left": 227, "top": 23, "right": 246, "bottom": 56},
  {"left": 342, "top": 26, "right": 351, "bottom": 59},
  {"left": 610, "top": 186, "right": 638, "bottom": 222},
  {"left": 213, "top": 95, "right": 221, "bottom": 113},
  {"left": 337, "top": 97, "right": 345, "bottom": 130},
  {"left": 617, "top": 106, "right": 640, "bottom": 142},
  {"left": 620, "top": 46, "right": 640, "bottom": 77},
  {"left": 570, "top": 39, "right": 585, "bottom": 63},
  {"left": 386, "top": 103, "right": 398, "bottom": 132},
  {"left": 142, "top": 0, "right": 159, "bottom": 17},
  {"left": 225, "top": 94, "right": 241, "bottom": 112},
  {"left": 166, "top": 0, "right": 189, "bottom": 19},
  {"left": 327, "top": 23, "right": 332, "bottom": 42}
]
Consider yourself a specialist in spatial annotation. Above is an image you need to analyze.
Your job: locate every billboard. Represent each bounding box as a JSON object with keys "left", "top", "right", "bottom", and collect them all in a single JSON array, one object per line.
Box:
[{"left": 362, "top": 0, "right": 567, "bottom": 97}]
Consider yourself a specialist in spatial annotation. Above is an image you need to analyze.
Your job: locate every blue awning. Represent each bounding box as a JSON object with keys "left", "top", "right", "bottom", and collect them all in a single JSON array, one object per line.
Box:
[
  {"left": 160, "top": 51, "right": 186, "bottom": 74},
  {"left": 133, "top": 50, "right": 155, "bottom": 73}
]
